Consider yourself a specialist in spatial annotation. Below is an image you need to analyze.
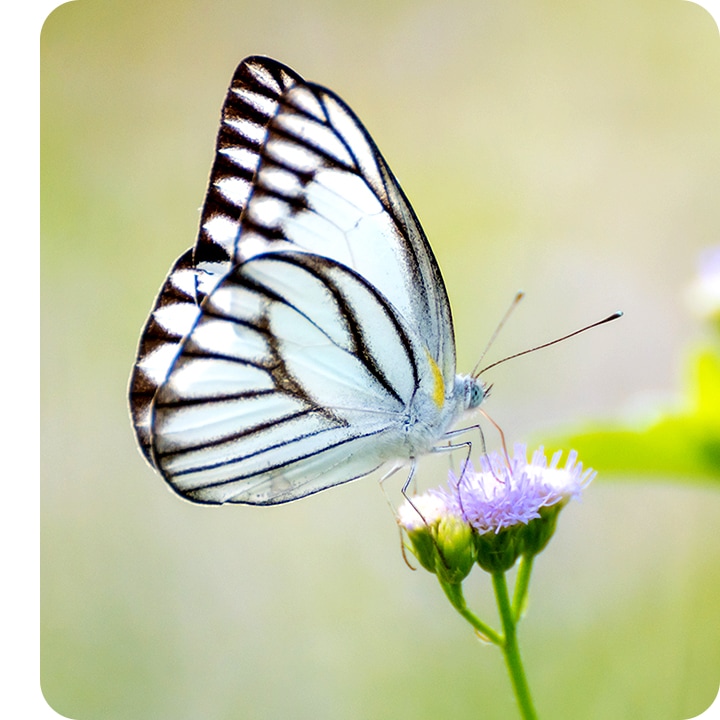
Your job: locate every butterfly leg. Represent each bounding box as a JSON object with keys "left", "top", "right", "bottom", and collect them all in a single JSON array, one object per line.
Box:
[
  {"left": 374, "top": 463, "right": 418, "bottom": 569},
  {"left": 430, "top": 438, "right": 474, "bottom": 485},
  {"left": 381, "top": 461, "right": 428, "bottom": 569},
  {"left": 377, "top": 462, "right": 407, "bottom": 515},
  {"left": 442, "top": 409, "right": 511, "bottom": 471},
  {"left": 396, "top": 461, "right": 432, "bottom": 525},
  {"left": 400, "top": 459, "right": 418, "bottom": 499},
  {"left": 443, "top": 423, "right": 486, "bottom": 455}
]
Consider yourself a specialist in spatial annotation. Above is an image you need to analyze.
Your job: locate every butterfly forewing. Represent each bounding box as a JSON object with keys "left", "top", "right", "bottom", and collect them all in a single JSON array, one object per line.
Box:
[
  {"left": 194, "top": 58, "right": 302, "bottom": 288},
  {"left": 130, "top": 59, "right": 303, "bottom": 461},
  {"left": 236, "top": 76, "right": 457, "bottom": 384}
]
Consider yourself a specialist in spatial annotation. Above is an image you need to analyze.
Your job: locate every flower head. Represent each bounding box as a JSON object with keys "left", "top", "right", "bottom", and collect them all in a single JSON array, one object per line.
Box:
[
  {"left": 397, "top": 491, "right": 476, "bottom": 584},
  {"left": 396, "top": 490, "right": 452, "bottom": 532},
  {"left": 449, "top": 444, "right": 594, "bottom": 570},
  {"left": 450, "top": 444, "right": 594, "bottom": 536},
  {"left": 399, "top": 444, "right": 595, "bottom": 575}
]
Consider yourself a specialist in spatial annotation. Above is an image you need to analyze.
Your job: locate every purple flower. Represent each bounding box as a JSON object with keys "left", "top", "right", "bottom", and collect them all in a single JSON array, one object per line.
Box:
[
  {"left": 448, "top": 444, "right": 594, "bottom": 535},
  {"left": 398, "top": 445, "right": 595, "bottom": 575}
]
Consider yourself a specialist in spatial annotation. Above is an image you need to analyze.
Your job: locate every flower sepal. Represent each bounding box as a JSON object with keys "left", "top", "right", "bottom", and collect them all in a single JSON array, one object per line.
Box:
[
  {"left": 402, "top": 514, "right": 477, "bottom": 584},
  {"left": 519, "top": 503, "right": 562, "bottom": 557},
  {"left": 474, "top": 525, "right": 523, "bottom": 573}
]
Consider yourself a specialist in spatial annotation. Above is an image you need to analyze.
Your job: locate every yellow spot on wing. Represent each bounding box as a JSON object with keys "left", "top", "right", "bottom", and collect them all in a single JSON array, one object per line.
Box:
[{"left": 425, "top": 351, "right": 445, "bottom": 409}]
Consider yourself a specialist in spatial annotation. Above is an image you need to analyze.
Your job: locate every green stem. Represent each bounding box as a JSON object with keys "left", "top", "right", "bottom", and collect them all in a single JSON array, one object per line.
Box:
[
  {"left": 512, "top": 555, "right": 534, "bottom": 622},
  {"left": 493, "top": 572, "right": 539, "bottom": 720},
  {"left": 438, "top": 579, "right": 503, "bottom": 646}
]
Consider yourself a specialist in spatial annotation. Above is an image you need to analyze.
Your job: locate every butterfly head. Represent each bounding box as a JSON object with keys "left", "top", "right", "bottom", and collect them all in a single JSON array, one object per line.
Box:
[{"left": 455, "top": 374, "right": 487, "bottom": 413}]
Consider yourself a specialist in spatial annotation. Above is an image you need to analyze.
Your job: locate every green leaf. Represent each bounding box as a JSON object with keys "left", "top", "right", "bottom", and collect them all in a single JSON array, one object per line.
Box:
[{"left": 542, "top": 348, "right": 720, "bottom": 483}]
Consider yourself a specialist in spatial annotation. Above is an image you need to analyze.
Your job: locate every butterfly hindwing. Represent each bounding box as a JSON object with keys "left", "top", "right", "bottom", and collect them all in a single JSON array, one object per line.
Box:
[
  {"left": 129, "top": 249, "right": 199, "bottom": 462},
  {"left": 152, "top": 253, "right": 420, "bottom": 504}
]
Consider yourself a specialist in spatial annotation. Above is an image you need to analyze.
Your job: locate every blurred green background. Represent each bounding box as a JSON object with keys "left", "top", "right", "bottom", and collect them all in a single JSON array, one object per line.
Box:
[{"left": 41, "top": 1, "right": 720, "bottom": 718}]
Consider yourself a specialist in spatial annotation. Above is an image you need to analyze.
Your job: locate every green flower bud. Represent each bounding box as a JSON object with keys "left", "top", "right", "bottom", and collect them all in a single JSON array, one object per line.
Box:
[
  {"left": 434, "top": 514, "right": 476, "bottom": 584},
  {"left": 398, "top": 492, "right": 451, "bottom": 574}
]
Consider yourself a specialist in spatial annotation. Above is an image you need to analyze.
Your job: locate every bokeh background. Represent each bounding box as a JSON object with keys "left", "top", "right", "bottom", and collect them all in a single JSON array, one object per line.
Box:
[{"left": 41, "top": 1, "right": 720, "bottom": 718}]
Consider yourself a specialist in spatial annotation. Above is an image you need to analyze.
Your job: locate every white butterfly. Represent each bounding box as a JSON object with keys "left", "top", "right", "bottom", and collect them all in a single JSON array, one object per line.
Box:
[{"left": 129, "top": 56, "right": 486, "bottom": 505}]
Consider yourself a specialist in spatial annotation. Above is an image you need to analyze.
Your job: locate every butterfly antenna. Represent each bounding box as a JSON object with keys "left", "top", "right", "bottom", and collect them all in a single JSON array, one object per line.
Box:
[
  {"left": 471, "top": 291, "right": 525, "bottom": 377},
  {"left": 476, "top": 311, "right": 623, "bottom": 376}
]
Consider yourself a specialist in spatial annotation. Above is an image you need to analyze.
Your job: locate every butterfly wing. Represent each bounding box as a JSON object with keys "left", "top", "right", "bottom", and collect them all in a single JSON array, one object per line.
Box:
[
  {"left": 130, "top": 57, "right": 458, "bottom": 502},
  {"left": 152, "top": 253, "right": 418, "bottom": 504},
  {"left": 130, "top": 250, "right": 198, "bottom": 462},
  {"left": 193, "top": 58, "right": 303, "bottom": 296}
]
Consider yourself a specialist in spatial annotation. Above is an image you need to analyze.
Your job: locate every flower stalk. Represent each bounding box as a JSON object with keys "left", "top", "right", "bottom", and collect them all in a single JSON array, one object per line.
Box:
[
  {"left": 493, "top": 570, "right": 539, "bottom": 720},
  {"left": 512, "top": 554, "right": 534, "bottom": 622},
  {"left": 437, "top": 577, "right": 503, "bottom": 646},
  {"left": 398, "top": 444, "right": 595, "bottom": 720}
]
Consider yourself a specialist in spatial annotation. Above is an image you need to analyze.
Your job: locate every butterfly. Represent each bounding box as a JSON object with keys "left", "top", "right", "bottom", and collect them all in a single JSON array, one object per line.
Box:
[{"left": 129, "top": 56, "right": 486, "bottom": 505}]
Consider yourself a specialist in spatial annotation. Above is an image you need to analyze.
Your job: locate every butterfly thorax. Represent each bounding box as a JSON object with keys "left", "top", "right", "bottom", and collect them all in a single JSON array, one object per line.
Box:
[{"left": 399, "top": 374, "right": 486, "bottom": 458}]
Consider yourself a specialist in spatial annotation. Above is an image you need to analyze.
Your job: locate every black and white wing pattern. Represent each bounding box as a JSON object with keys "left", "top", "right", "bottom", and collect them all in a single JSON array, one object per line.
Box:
[
  {"left": 130, "top": 56, "right": 483, "bottom": 505},
  {"left": 130, "top": 59, "right": 303, "bottom": 461},
  {"left": 152, "top": 253, "right": 421, "bottom": 504}
]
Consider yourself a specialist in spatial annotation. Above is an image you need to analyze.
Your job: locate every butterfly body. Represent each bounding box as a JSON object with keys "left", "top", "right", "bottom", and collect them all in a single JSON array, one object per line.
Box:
[{"left": 130, "top": 57, "right": 486, "bottom": 505}]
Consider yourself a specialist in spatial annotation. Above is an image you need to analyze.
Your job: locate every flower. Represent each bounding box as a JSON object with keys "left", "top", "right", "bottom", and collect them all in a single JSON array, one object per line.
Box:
[
  {"left": 449, "top": 444, "right": 595, "bottom": 571},
  {"left": 397, "top": 491, "right": 452, "bottom": 532},
  {"left": 397, "top": 492, "right": 476, "bottom": 584},
  {"left": 399, "top": 444, "right": 595, "bottom": 575},
  {"left": 450, "top": 444, "right": 594, "bottom": 536}
]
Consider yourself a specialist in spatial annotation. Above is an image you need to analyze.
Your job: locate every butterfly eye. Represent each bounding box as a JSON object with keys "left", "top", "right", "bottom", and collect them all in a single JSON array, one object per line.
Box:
[{"left": 469, "top": 381, "right": 485, "bottom": 409}]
